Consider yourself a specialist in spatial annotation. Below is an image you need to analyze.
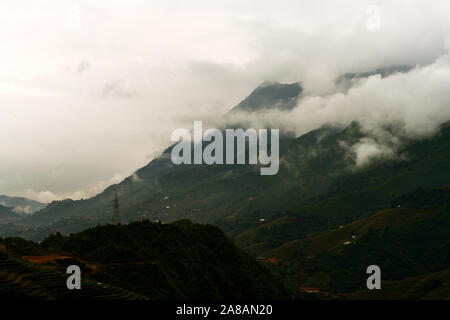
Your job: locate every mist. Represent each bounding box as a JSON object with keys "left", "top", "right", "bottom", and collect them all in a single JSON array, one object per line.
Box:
[
  {"left": 227, "top": 54, "right": 450, "bottom": 166},
  {"left": 1, "top": 0, "right": 450, "bottom": 201}
]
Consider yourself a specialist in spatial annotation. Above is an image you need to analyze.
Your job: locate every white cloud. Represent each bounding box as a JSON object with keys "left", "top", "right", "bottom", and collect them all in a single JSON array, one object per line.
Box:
[
  {"left": 351, "top": 139, "right": 396, "bottom": 167},
  {"left": 227, "top": 54, "right": 450, "bottom": 165},
  {"left": 12, "top": 205, "right": 33, "bottom": 215},
  {"left": 24, "top": 190, "right": 61, "bottom": 204},
  {"left": 23, "top": 172, "right": 127, "bottom": 202},
  {"left": 0, "top": 1, "right": 449, "bottom": 199},
  {"left": 131, "top": 173, "right": 142, "bottom": 183}
]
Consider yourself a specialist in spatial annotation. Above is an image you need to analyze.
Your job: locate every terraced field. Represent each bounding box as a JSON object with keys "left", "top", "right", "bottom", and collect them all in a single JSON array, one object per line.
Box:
[
  {"left": 0, "top": 252, "right": 148, "bottom": 300},
  {"left": 1, "top": 220, "right": 289, "bottom": 300}
]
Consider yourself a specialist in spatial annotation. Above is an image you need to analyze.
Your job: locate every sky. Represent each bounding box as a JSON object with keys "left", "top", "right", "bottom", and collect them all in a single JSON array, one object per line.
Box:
[{"left": 1, "top": 0, "right": 450, "bottom": 202}]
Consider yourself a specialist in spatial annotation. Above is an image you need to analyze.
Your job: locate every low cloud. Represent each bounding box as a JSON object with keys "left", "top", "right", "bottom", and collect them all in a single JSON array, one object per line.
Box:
[
  {"left": 78, "top": 61, "right": 91, "bottom": 73},
  {"left": 12, "top": 205, "right": 33, "bottom": 215},
  {"left": 24, "top": 190, "right": 61, "bottom": 204},
  {"left": 23, "top": 172, "right": 127, "bottom": 202},
  {"left": 131, "top": 173, "right": 142, "bottom": 183},
  {"left": 346, "top": 138, "right": 397, "bottom": 167},
  {"left": 226, "top": 54, "right": 450, "bottom": 166},
  {"left": 1, "top": 1, "right": 450, "bottom": 199},
  {"left": 102, "top": 80, "right": 137, "bottom": 98}
]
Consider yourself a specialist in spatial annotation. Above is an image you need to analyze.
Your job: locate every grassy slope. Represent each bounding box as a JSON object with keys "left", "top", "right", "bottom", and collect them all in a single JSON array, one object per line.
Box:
[
  {"left": 349, "top": 267, "right": 450, "bottom": 300},
  {"left": 258, "top": 187, "right": 450, "bottom": 297},
  {"left": 264, "top": 207, "right": 436, "bottom": 260}
]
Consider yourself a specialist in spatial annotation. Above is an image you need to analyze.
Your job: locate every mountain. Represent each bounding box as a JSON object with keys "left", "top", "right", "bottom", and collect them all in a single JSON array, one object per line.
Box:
[
  {"left": 231, "top": 81, "right": 302, "bottom": 112},
  {"left": 337, "top": 65, "right": 414, "bottom": 81},
  {"left": 16, "top": 123, "right": 355, "bottom": 233},
  {"left": 0, "top": 195, "right": 47, "bottom": 216},
  {"left": 10, "top": 119, "right": 450, "bottom": 254},
  {"left": 335, "top": 65, "right": 414, "bottom": 92},
  {"left": 234, "top": 122, "right": 450, "bottom": 251},
  {"left": 1, "top": 78, "right": 450, "bottom": 298},
  {"left": 0, "top": 220, "right": 288, "bottom": 299},
  {"left": 0, "top": 204, "right": 18, "bottom": 219},
  {"left": 257, "top": 187, "right": 450, "bottom": 298},
  {"left": 9, "top": 107, "right": 450, "bottom": 246}
]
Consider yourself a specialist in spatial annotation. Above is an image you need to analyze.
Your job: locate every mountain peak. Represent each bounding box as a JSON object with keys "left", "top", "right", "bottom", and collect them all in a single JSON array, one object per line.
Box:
[{"left": 231, "top": 81, "right": 302, "bottom": 112}]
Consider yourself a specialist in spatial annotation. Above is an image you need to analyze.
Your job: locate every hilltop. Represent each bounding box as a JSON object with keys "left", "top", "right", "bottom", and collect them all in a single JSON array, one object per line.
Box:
[
  {"left": 231, "top": 81, "right": 302, "bottom": 112},
  {"left": 0, "top": 220, "right": 288, "bottom": 300}
]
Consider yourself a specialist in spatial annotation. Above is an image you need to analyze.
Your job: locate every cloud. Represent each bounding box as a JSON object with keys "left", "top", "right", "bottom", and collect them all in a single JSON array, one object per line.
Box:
[
  {"left": 12, "top": 205, "right": 33, "bottom": 215},
  {"left": 102, "top": 80, "right": 137, "bottom": 98},
  {"left": 227, "top": 54, "right": 450, "bottom": 165},
  {"left": 131, "top": 173, "right": 142, "bottom": 183},
  {"left": 347, "top": 139, "right": 397, "bottom": 167},
  {"left": 78, "top": 61, "right": 91, "bottom": 73},
  {"left": 1, "top": 1, "right": 450, "bottom": 199},
  {"left": 23, "top": 173, "right": 127, "bottom": 202},
  {"left": 24, "top": 190, "right": 61, "bottom": 203}
]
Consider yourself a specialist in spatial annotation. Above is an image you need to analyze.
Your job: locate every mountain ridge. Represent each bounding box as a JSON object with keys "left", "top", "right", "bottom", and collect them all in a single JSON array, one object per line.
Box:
[
  {"left": 0, "top": 195, "right": 47, "bottom": 216},
  {"left": 231, "top": 81, "right": 302, "bottom": 112}
]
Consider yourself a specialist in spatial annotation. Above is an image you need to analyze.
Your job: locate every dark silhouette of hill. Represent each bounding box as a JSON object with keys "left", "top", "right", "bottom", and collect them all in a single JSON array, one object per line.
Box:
[{"left": 1, "top": 220, "right": 288, "bottom": 300}]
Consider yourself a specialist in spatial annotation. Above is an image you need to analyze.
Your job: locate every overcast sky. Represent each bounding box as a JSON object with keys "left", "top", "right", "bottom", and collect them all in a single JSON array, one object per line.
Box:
[{"left": 1, "top": 1, "right": 450, "bottom": 202}]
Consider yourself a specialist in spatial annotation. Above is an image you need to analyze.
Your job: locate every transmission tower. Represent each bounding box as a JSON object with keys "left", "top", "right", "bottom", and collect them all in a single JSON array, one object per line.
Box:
[{"left": 112, "top": 193, "right": 121, "bottom": 224}]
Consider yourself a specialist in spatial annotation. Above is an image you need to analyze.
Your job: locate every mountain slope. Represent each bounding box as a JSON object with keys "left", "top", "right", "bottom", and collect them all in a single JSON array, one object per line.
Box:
[
  {"left": 18, "top": 122, "right": 355, "bottom": 234},
  {"left": 260, "top": 187, "right": 450, "bottom": 295},
  {"left": 0, "top": 204, "right": 19, "bottom": 219},
  {"left": 0, "top": 249, "right": 147, "bottom": 300},
  {"left": 348, "top": 267, "right": 450, "bottom": 300},
  {"left": 335, "top": 65, "right": 414, "bottom": 92},
  {"left": 234, "top": 122, "right": 450, "bottom": 250},
  {"left": 11, "top": 120, "right": 450, "bottom": 246},
  {"left": 1, "top": 220, "right": 288, "bottom": 300},
  {"left": 5, "top": 82, "right": 450, "bottom": 251},
  {"left": 231, "top": 81, "right": 302, "bottom": 112},
  {"left": 263, "top": 206, "right": 437, "bottom": 260},
  {"left": 0, "top": 195, "right": 47, "bottom": 216}
]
